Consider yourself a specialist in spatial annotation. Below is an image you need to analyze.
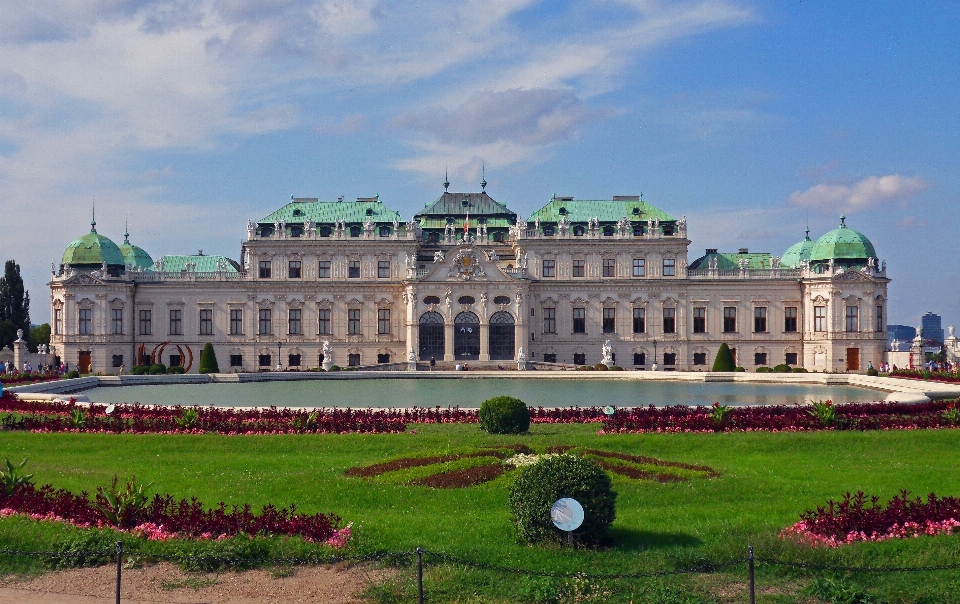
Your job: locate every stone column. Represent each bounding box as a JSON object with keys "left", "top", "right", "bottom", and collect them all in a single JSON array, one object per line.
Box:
[
  {"left": 13, "top": 330, "right": 27, "bottom": 370},
  {"left": 444, "top": 322, "right": 454, "bottom": 361},
  {"left": 479, "top": 321, "right": 490, "bottom": 361}
]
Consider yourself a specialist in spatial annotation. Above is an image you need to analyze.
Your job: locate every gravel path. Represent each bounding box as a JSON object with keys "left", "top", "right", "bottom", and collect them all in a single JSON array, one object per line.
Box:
[{"left": 0, "top": 562, "right": 386, "bottom": 603}]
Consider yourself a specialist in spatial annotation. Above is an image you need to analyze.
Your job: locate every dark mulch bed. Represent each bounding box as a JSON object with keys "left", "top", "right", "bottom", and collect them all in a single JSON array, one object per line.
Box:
[
  {"left": 582, "top": 449, "right": 720, "bottom": 477},
  {"left": 407, "top": 463, "right": 505, "bottom": 489},
  {"left": 596, "top": 460, "right": 687, "bottom": 482}
]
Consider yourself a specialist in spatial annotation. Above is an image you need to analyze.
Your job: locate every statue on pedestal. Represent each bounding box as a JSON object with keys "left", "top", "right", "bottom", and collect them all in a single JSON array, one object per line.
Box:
[
  {"left": 601, "top": 340, "right": 614, "bottom": 367},
  {"left": 517, "top": 347, "right": 526, "bottom": 371},
  {"left": 322, "top": 341, "right": 334, "bottom": 371}
]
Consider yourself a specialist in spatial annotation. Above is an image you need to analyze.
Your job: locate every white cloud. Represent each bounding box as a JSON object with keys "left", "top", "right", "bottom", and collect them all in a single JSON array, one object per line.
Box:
[{"left": 788, "top": 175, "right": 928, "bottom": 213}]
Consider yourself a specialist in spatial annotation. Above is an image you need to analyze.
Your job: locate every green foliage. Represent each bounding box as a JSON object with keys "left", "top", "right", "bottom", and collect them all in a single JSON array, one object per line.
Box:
[
  {"left": 508, "top": 454, "right": 616, "bottom": 547},
  {"left": 943, "top": 402, "right": 960, "bottom": 425},
  {"left": 198, "top": 342, "right": 220, "bottom": 373},
  {"left": 291, "top": 411, "right": 319, "bottom": 433},
  {"left": 793, "top": 366, "right": 809, "bottom": 373},
  {"left": 174, "top": 408, "right": 199, "bottom": 430},
  {"left": 27, "top": 323, "right": 50, "bottom": 354},
  {"left": 166, "top": 365, "right": 185, "bottom": 374},
  {"left": 0, "top": 458, "right": 34, "bottom": 497},
  {"left": 65, "top": 370, "right": 80, "bottom": 379},
  {"left": 593, "top": 363, "right": 609, "bottom": 371},
  {"left": 773, "top": 363, "right": 791, "bottom": 373},
  {"left": 712, "top": 343, "right": 735, "bottom": 372},
  {"left": 866, "top": 366, "right": 879, "bottom": 376},
  {"left": 148, "top": 363, "right": 167, "bottom": 375},
  {"left": 808, "top": 399, "right": 836, "bottom": 427},
  {"left": 172, "top": 535, "right": 273, "bottom": 571},
  {"left": 807, "top": 575, "right": 873, "bottom": 604},
  {"left": 478, "top": 395, "right": 530, "bottom": 434},
  {"left": 329, "top": 365, "right": 341, "bottom": 371},
  {"left": 0, "top": 260, "right": 30, "bottom": 350},
  {"left": 756, "top": 366, "right": 772, "bottom": 373},
  {"left": 48, "top": 530, "right": 116, "bottom": 569},
  {"left": 734, "top": 366, "right": 746, "bottom": 372},
  {"left": 95, "top": 475, "right": 153, "bottom": 529},
  {"left": 68, "top": 408, "right": 87, "bottom": 428},
  {"left": 709, "top": 402, "right": 732, "bottom": 428},
  {"left": 129, "top": 365, "right": 147, "bottom": 375}
]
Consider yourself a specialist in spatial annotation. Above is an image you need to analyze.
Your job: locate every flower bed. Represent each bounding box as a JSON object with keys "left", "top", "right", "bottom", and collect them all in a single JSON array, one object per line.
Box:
[
  {"left": 889, "top": 369, "right": 960, "bottom": 384},
  {"left": 781, "top": 490, "right": 960, "bottom": 547},
  {"left": 598, "top": 400, "right": 960, "bottom": 434},
  {"left": 0, "top": 481, "right": 349, "bottom": 545},
  {"left": 0, "top": 373, "right": 61, "bottom": 385}
]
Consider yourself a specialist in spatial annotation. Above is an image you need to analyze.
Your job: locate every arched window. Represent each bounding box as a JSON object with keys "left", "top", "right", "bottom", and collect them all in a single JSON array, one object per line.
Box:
[
  {"left": 454, "top": 312, "right": 480, "bottom": 360},
  {"left": 489, "top": 311, "right": 515, "bottom": 360},
  {"left": 418, "top": 311, "right": 445, "bottom": 360}
]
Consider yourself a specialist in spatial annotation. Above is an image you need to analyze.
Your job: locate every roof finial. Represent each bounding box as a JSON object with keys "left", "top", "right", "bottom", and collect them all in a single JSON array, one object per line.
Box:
[
  {"left": 124, "top": 216, "right": 130, "bottom": 243},
  {"left": 91, "top": 200, "right": 97, "bottom": 233},
  {"left": 480, "top": 163, "right": 487, "bottom": 191},
  {"left": 804, "top": 224, "right": 810, "bottom": 240},
  {"left": 443, "top": 166, "right": 450, "bottom": 192},
  {"left": 840, "top": 214, "right": 846, "bottom": 227}
]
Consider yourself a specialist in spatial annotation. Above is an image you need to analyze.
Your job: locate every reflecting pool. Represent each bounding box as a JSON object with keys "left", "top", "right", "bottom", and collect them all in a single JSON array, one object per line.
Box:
[{"left": 83, "top": 378, "right": 880, "bottom": 409}]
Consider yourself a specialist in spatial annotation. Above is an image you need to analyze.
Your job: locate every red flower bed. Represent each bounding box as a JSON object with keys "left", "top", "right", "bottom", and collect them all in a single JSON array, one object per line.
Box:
[
  {"left": 0, "top": 482, "right": 347, "bottom": 544},
  {"left": 781, "top": 490, "right": 960, "bottom": 547},
  {"left": 0, "top": 373, "right": 62, "bottom": 385},
  {"left": 599, "top": 400, "right": 960, "bottom": 434},
  {"left": 890, "top": 369, "right": 960, "bottom": 384}
]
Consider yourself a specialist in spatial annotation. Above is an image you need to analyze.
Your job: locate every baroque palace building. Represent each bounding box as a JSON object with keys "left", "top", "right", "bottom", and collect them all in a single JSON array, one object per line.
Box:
[{"left": 49, "top": 183, "right": 889, "bottom": 374}]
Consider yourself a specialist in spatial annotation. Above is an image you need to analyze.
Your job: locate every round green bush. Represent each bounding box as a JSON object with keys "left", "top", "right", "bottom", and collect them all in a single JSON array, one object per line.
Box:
[
  {"left": 148, "top": 363, "right": 166, "bottom": 375},
  {"left": 756, "top": 366, "right": 772, "bottom": 373},
  {"left": 65, "top": 370, "right": 80, "bottom": 379},
  {"left": 866, "top": 366, "right": 879, "bottom": 376},
  {"left": 130, "top": 365, "right": 147, "bottom": 376},
  {"left": 734, "top": 366, "right": 746, "bottom": 372},
  {"left": 508, "top": 454, "right": 616, "bottom": 547},
  {"left": 166, "top": 365, "right": 185, "bottom": 374},
  {"left": 772, "top": 363, "right": 791, "bottom": 373},
  {"left": 792, "top": 367, "right": 808, "bottom": 373},
  {"left": 478, "top": 395, "right": 530, "bottom": 434}
]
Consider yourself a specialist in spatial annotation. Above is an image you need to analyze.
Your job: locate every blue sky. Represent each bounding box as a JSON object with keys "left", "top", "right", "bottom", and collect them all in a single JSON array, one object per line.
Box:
[{"left": 1, "top": 1, "right": 957, "bottom": 327}]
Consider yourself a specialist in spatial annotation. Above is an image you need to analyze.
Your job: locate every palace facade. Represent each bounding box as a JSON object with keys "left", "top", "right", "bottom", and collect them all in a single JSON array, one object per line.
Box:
[{"left": 49, "top": 186, "right": 889, "bottom": 374}]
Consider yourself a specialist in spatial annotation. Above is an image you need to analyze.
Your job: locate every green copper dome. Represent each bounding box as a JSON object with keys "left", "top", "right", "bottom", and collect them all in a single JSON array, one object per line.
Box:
[
  {"left": 118, "top": 229, "right": 154, "bottom": 270},
  {"left": 809, "top": 216, "right": 877, "bottom": 262},
  {"left": 61, "top": 220, "right": 125, "bottom": 268},
  {"left": 781, "top": 227, "right": 815, "bottom": 268}
]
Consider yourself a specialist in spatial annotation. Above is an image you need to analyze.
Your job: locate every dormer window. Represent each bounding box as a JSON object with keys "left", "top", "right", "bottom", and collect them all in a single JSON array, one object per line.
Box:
[
  {"left": 379, "top": 226, "right": 391, "bottom": 237},
  {"left": 366, "top": 208, "right": 374, "bottom": 216},
  {"left": 603, "top": 226, "right": 614, "bottom": 236},
  {"left": 350, "top": 226, "right": 362, "bottom": 237},
  {"left": 292, "top": 209, "right": 303, "bottom": 217},
  {"left": 319, "top": 225, "right": 332, "bottom": 237},
  {"left": 542, "top": 226, "right": 554, "bottom": 236},
  {"left": 573, "top": 225, "right": 585, "bottom": 236}
]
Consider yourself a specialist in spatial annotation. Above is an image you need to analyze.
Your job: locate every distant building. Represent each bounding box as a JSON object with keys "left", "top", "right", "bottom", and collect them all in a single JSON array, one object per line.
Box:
[
  {"left": 921, "top": 312, "right": 944, "bottom": 344},
  {"left": 887, "top": 324, "right": 916, "bottom": 344}
]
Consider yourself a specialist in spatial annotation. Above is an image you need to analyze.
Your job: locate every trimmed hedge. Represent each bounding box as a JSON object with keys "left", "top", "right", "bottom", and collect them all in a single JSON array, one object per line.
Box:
[
  {"left": 508, "top": 454, "right": 616, "bottom": 547},
  {"left": 478, "top": 396, "right": 530, "bottom": 434},
  {"left": 712, "top": 343, "right": 735, "bottom": 372},
  {"left": 198, "top": 342, "right": 219, "bottom": 374}
]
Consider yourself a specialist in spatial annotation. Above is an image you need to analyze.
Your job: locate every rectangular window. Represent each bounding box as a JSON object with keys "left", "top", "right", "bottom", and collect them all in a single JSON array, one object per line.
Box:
[
  {"left": 258, "top": 260, "right": 271, "bottom": 279},
  {"left": 693, "top": 352, "right": 707, "bottom": 365},
  {"left": 542, "top": 259, "right": 556, "bottom": 277},
  {"left": 693, "top": 307, "right": 706, "bottom": 333},
  {"left": 543, "top": 308, "right": 556, "bottom": 334},
  {"left": 138, "top": 309, "right": 151, "bottom": 335},
  {"left": 602, "top": 258, "right": 615, "bottom": 277},
  {"left": 230, "top": 309, "right": 242, "bottom": 335},
  {"left": 377, "top": 353, "right": 391, "bottom": 364},
  {"left": 258, "top": 309, "right": 272, "bottom": 335},
  {"left": 169, "top": 309, "right": 182, "bottom": 335},
  {"left": 663, "top": 259, "right": 676, "bottom": 276},
  {"left": 602, "top": 308, "right": 616, "bottom": 334},
  {"left": 573, "top": 353, "right": 586, "bottom": 366},
  {"left": 348, "top": 309, "right": 361, "bottom": 335},
  {"left": 663, "top": 353, "right": 676, "bottom": 366},
  {"left": 318, "top": 260, "right": 331, "bottom": 279},
  {"left": 111, "top": 308, "right": 123, "bottom": 335},
  {"left": 378, "top": 260, "right": 391, "bottom": 279},
  {"left": 288, "top": 260, "right": 301, "bottom": 279},
  {"left": 846, "top": 306, "right": 859, "bottom": 332},
  {"left": 348, "top": 353, "right": 361, "bottom": 367},
  {"left": 633, "top": 352, "right": 646, "bottom": 366},
  {"left": 633, "top": 307, "right": 646, "bottom": 333},
  {"left": 318, "top": 309, "right": 331, "bottom": 335},
  {"left": 378, "top": 309, "right": 391, "bottom": 334},
  {"left": 288, "top": 309, "right": 302, "bottom": 335},
  {"left": 632, "top": 258, "right": 645, "bottom": 277},
  {"left": 348, "top": 260, "right": 361, "bottom": 278},
  {"left": 54, "top": 308, "right": 63, "bottom": 335},
  {"left": 785, "top": 352, "right": 798, "bottom": 365},
  {"left": 572, "top": 260, "right": 585, "bottom": 278},
  {"left": 662, "top": 308, "right": 676, "bottom": 334},
  {"left": 543, "top": 353, "right": 557, "bottom": 363},
  {"left": 754, "top": 307, "right": 767, "bottom": 333},
  {"left": 723, "top": 307, "right": 737, "bottom": 333},
  {"left": 169, "top": 354, "right": 182, "bottom": 367},
  {"left": 112, "top": 354, "right": 124, "bottom": 368},
  {"left": 755, "top": 352, "right": 768, "bottom": 366},
  {"left": 784, "top": 307, "right": 798, "bottom": 332},
  {"left": 814, "top": 306, "right": 827, "bottom": 332},
  {"left": 572, "top": 308, "right": 586, "bottom": 333},
  {"left": 288, "top": 354, "right": 301, "bottom": 367},
  {"left": 229, "top": 354, "right": 243, "bottom": 367},
  {"left": 258, "top": 354, "right": 271, "bottom": 367},
  {"left": 876, "top": 305, "right": 884, "bottom": 332},
  {"left": 199, "top": 309, "right": 213, "bottom": 335}
]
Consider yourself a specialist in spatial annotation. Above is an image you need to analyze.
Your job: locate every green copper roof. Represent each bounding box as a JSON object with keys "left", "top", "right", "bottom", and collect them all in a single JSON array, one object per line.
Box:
[
  {"left": 417, "top": 217, "right": 516, "bottom": 229},
  {"left": 689, "top": 251, "right": 774, "bottom": 270},
  {"left": 118, "top": 231, "right": 154, "bottom": 270},
  {"left": 155, "top": 255, "right": 241, "bottom": 273},
  {"left": 414, "top": 192, "right": 517, "bottom": 222},
  {"left": 62, "top": 223, "right": 125, "bottom": 267},
  {"left": 809, "top": 216, "right": 876, "bottom": 261},
  {"left": 259, "top": 197, "right": 402, "bottom": 225},
  {"left": 780, "top": 227, "right": 815, "bottom": 268},
  {"left": 528, "top": 196, "right": 676, "bottom": 224}
]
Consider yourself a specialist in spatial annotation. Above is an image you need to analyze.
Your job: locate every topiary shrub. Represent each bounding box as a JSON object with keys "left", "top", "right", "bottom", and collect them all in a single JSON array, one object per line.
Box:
[
  {"left": 734, "top": 366, "right": 746, "bottom": 372},
  {"left": 148, "top": 363, "right": 166, "bottom": 375},
  {"left": 130, "top": 365, "right": 147, "bottom": 376},
  {"left": 773, "top": 364, "right": 791, "bottom": 373},
  {"left": 479, "top": 395, "right": 530, "bottom": 434},
  {"left": 65, "top": 370, "right": 80, "bottom": 379},
  {"left": 509, "top": 454, "right": 616, "bottom": 547},
  {"left": 793, "top": 367, "right": 808, "bottom": 373},
  {"left": 593, "top": 363, "right": 609, "bottom": 371},
  {"left": 166, "top": 365, "right": 185, "bottom": 374},
  {"left": 866, "top": 366, "right": 879, "bottom": 377},
  {"left": 712, "top": 343, "right": 736, "bottom": 372},
  {"left": 329, "top": 365, "right": 341, "bottom": 372},
  {"left": 756, "top": 366, "right": 772, "bottom": 373},
  {"left": 198, "top": 342, "right": 219, "bottom": 374}
]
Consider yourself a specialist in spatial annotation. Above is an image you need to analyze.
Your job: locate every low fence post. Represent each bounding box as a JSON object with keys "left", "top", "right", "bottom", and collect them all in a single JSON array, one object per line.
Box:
[
  {"left": 416, "top": 547, "right": 424, "bottom": 604},
  {"left": 748, "top": 545, "right": 755, "bottom": 604},
  {"left": 115, "top": 540, "right": 123, "bottom": 604}
]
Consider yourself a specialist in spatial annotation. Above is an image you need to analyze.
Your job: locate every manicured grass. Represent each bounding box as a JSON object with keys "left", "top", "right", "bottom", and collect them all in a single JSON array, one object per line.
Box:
[{"left": 2, "top": 425, "right": 960, "bottom": 602}]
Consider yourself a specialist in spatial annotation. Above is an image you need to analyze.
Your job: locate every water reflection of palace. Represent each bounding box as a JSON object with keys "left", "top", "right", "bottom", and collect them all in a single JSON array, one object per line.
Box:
[{"left": 50, "top": 183, "right": 889, "bottom": 374}]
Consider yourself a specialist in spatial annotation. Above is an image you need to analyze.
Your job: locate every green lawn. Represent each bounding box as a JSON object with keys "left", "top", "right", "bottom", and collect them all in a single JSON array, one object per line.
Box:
[{"left": 2, "top": 424, "right": 960, "bottom": 603}]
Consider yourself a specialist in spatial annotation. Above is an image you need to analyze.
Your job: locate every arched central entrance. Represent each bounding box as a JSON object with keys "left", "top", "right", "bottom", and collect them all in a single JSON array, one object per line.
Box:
[
  {"left": 454, "top": 311, "right": 480, "bottom": 360},
  {"left": 418, "top": 311, "right": 445, "bottom": 360},
  {"left": 489, "top": 311, "right": 516, "bottom": 360}
]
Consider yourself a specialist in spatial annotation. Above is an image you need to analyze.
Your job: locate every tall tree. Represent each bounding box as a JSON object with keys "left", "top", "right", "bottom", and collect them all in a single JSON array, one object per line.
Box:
[{"left": 0, "top": 260, "right": 30, "bottom": 349}]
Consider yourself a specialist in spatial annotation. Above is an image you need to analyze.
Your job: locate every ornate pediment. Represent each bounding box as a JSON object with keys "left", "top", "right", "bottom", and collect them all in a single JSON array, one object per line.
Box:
[
  {"left": 835, "top": 270, "right": 873, "bottom": 282},
  {"left": 416, "top": 247, "right": 514, "bottom": 283},
  {"left": 63, "top": 273, "right": 105, "bottom": 286}
]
